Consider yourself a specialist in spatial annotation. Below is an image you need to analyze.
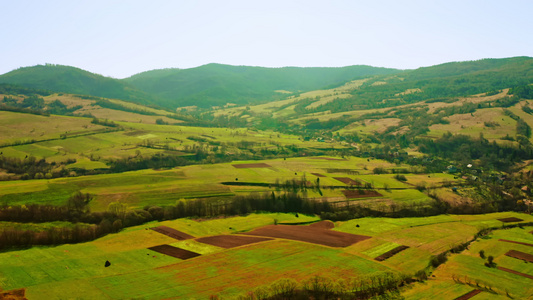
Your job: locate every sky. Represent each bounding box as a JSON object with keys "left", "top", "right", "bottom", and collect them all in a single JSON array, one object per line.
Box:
[{"left": 2, "top": 0, "right": 533, "bottom": 78}]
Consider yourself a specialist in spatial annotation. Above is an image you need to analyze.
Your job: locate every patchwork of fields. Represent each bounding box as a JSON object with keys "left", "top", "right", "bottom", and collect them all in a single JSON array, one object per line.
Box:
[
  {"left": 1, "top": 212, "right": 532, "bottom": 299},
  {"left": 0, "top": 156, "right": 460, "bottom": 211}
]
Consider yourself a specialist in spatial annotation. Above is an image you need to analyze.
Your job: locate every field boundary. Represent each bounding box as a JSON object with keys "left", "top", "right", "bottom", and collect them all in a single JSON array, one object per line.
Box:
[
  {"left": 374, "top": 245, "right": 409, "bottom": 261},
  {"left": 499, "top": 239, "right": 533, "bottom": 247},
  {"left": 454, "top": 289, "right": 482, "bottom": 300},
  {"left": 497, "top": 266, "right": 533, "bottom": 279}
]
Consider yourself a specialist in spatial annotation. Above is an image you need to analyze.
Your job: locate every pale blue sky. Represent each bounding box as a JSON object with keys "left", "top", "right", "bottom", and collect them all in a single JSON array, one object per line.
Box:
[{"left": 2, "top": 0, "right": 532, "bottom": 78}]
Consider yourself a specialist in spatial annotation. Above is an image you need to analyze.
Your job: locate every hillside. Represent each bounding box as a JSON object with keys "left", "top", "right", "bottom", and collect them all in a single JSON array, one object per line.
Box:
[
  {"left": 0, "top": 64, "right": 155, "bottom": 106},
  {"left": 2, "top": 57, "right": 533, "bottom": 299},
  {"left": 124, "top": 63, "right": 402, "bottom": 108}
]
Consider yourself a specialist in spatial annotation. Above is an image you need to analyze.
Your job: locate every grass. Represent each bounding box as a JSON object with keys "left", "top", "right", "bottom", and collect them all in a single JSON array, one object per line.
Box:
[
  {"left": 0, "top": 213, "right": 382, "bottom": 299},
  {"left": 2, "top": 213, "right": 532, "bottom": 299}
]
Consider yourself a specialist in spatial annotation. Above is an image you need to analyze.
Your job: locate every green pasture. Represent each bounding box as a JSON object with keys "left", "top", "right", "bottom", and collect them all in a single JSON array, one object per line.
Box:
[
  {"left": 402, "top": 280, "right": 502, "bottom": 300},
  {"left": 1, "top": 212, "right": 532, "bottom": 299},
  {"left": 0, "top": 213, "right": 383, "bottom": 299},
  {"left": 428, "top": 226, "right": 533, "bottom": 299}
]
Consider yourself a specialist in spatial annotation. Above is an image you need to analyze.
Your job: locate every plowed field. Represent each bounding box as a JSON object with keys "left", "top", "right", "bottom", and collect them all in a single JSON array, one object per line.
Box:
[
  {"left": 196, "top": 235, "right": 272, "bottom": 248},
  {"left": 150, "top": 226, "right": 194, "bottom": 240},
  {"left": 148, "top": 244, "right": 201, "bottom": 259},
  {"left": 242, "top": 224, "right": 370, "bottom": 247}
]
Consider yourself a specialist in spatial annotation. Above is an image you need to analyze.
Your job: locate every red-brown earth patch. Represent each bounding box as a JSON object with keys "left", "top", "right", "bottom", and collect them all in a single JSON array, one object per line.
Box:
[
  {"left": 333, "top": 177, "right": 361, "bottom": 185},
  {"left": 497, "top": 266, "right": 533, "bottom": 279},
  {"left": 342, "top": 189, "right": 383, "bottom": 199},
  {"left": 374, "top": 245, "right": 410, "bottom": 261},
  {"left": 311, "top": 173, "right": 326, "bottom": 177},
  {"left": 309, "top": 220, "right": 335, "bottom": 229},
  {"left": 150, "top": 226, "right": 194, "bottom": 240},
  {"left": 505, "top": 250, "right": 533, "bottom": 262},
  {"left": 499, "top": 239, "right": 533, "bottom": 247},
  {"left": 454, "top": 289, "right": 482, "bottom": 300},
  {"left": 242, "top": 224, "right": 371, "bottom": 247},
  {"left": 498, "top": 217, "right": 524, "bottom": 223},
  {"left": 195, "top": 235, "right": 272, "bottom": 248},
  {"left": 232, "top": 163, "right": 272, "bottom": 168},
  {"left": 148, "top": 244, "right": 201, "bottom": 259},
  {"left": 0, "top": 288, "right": 27, "bottom": 300}
]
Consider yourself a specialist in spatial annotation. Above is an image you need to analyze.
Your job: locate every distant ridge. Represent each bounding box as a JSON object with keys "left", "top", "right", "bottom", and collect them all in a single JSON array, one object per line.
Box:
[
  {"left": 123, "top": 63, "right": 402, "bottom": 108},
  {"left": 1, "top": 57, "right": 532, "bottom": 110},
  {"left": 0, "top": 64, "right": 155, "bottom": 106}
]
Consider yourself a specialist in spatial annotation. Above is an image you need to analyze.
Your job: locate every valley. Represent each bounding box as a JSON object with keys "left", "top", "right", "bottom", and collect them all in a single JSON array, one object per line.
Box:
[{"left": 1, "top": 57, "right": 533, "bottom": 299}]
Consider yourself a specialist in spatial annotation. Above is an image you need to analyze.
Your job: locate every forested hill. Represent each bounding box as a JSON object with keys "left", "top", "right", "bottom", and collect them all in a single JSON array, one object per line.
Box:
[
  {"left": 0, "top": 64, "right": 156, "bottom": 106},
  {"left": 2, "top": 57, "right": 532, "bottom": 111},
  {"left": 123, "top": 64, "right": 401, "bottom": 108}
]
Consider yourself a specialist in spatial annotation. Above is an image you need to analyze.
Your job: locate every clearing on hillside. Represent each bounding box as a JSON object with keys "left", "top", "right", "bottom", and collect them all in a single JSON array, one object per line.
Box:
[
  {"left": 150, "top": 226, "right": 194, "bottom": 240},
  {"left": 242, "top": 224, "right": 371, "bottom": 247},
  {"left": 195, "top": 235, "right": 272, "bottom": 249},
  {"left": 148, "top": 244, "right": 201, "bottom": 259}
]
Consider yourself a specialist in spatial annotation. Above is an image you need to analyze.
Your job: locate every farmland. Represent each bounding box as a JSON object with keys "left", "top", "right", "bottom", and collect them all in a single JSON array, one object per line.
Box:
[
  {"left": 2, "top": 212, "right": 533, "bottom": 299},
  {"left": 1, "top": 57, "right": 533, "bottom": 299}
]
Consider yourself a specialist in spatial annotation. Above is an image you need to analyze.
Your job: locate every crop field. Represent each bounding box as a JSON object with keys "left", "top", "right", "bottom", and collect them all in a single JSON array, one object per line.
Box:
[
  {"left": 2, "top": 212, "right": 532, "bottom": 299},
  {"left": 407, "top": 225, "right": 533, "bottom": 299},
  {"left": 0, "top": 156, "right": 450, "bottom": 211},
  {"left": 0, "top": 213, "right": 388, "bottom": 299}
]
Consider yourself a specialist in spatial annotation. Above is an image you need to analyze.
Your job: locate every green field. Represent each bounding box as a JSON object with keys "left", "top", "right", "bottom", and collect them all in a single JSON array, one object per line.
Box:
[
  {"left": 0, "top": 156, "right": 449, "bottom": 211},
  {"left": 2, "top": 212, "right": 533, "bottom": 299}
]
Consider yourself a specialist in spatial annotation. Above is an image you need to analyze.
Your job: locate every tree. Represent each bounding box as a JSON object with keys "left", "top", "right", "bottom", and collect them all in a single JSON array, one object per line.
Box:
[
  {"left": 108, "top": 202, "right": 128, "bottom": 220},
  {"left": 67, "top": 192, "right": 93, "bottom": 215}
]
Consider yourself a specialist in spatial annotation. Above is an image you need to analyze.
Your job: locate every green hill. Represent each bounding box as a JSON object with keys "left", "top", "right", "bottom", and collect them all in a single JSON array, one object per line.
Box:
[
  {"left": 124, "top": 63, "right": 402, "bottom": 108},
  {"left": 0, "top": 64, "right": 155, "bottom": 106}
]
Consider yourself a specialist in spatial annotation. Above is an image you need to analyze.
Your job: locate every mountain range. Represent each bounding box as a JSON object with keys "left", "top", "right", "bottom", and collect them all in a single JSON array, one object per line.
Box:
[{"left": 1, "top": 57, "right": 532, "bottom": 110}]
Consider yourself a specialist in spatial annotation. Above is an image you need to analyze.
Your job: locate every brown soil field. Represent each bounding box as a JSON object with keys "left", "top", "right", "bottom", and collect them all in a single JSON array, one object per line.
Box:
[
  {"left": 325, "top": 168, "right": 359, "bottom": 175},
  {"left": 499, "top": 239, "right": 533, "bottom": 247},
  {"left": 334, "top": 177, "right": 361, "bottom": 185},
  {"left": 311, "top": 172, "right": 326, "bottom": 177},
  {"left": 374, "top": 245, "right": 410, "bottom": 261},
  {"left": 309, "top": 220, "right": 335, "bottom": 229},
  {"left": 232, "top": 163, "right": 272, "bottom": 168},
  {"left": 498, "top": 217, "right": 524, "bottom": 222},
  {"left": 342, "top": 190, "right": 383, "bottom": 199},
  {"left": 148, "top": 244, "right": 201, "bottom": 260},
  {"left": 497, "top": 266, "right": 533, "bottom": 279},
  {"left": 0, "top": 288, "right": 27, "bottom": 300},
  {"left": 195, "top": 235, "right": 272, "bottom": 248},
  {"left": 505, "top": 250, "right": 533, "bottom": 263},
  {"left": 150, "top": 226, "right": 194, "bottom": 240},
  {"left": 454, "top": 289, "right": 482, "bottom": 300},
  {"left": 242, "top": 224, "right": 371, "bottom": 247}
]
